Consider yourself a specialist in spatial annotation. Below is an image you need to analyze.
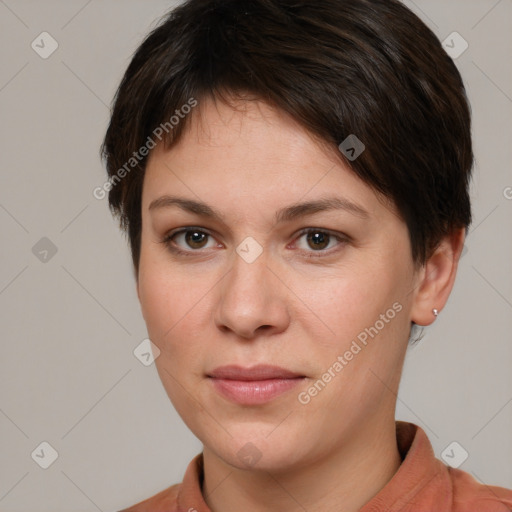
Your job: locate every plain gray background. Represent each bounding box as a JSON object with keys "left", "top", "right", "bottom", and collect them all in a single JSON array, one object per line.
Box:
[{"left": 1, "top": 1, "right": 511, "bottom": 511}]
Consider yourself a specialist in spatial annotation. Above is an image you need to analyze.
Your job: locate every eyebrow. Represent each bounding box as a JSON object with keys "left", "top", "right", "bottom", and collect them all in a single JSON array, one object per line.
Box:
[{"left": 148, "top": 194, "right": 370, "bottom": 223}]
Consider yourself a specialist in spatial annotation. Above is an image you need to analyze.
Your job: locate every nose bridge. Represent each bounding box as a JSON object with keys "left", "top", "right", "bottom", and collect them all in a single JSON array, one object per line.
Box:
[
  {"left": 234, "top": 242, "right": 269, "bottom": 291},
  {"left": 214, "top": 241, "right": 289, "bottom": 338}
]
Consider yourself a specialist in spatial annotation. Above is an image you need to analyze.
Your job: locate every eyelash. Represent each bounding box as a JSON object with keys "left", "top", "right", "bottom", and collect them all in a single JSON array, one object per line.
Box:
[{"left": 159, "top": 226, "right": 349, "bottom": 259}]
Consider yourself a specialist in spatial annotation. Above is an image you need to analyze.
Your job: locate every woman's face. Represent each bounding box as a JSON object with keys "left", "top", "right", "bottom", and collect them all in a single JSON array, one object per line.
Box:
[{"left": 137, "top": 97, "right": 421, "bottom": 471}]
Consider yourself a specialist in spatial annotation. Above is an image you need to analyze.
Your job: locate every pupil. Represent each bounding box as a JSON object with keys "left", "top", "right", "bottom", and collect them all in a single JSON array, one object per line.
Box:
[
  {"left": 187, "top": 231, "right": 206, "bottom": 248},
  {"left": 308, "top": 231, "right": 328, "bottom": 250}
]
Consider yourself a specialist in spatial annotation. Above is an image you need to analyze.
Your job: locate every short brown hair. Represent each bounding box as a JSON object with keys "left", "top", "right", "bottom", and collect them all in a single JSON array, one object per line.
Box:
[{"left": 101, "top": 0, "right": 473, "bottom": 279}]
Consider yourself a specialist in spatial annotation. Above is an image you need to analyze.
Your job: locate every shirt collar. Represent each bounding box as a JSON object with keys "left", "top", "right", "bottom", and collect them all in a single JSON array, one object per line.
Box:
[{"left": 360, "top": 421, "right": 451, "bottom": 511}]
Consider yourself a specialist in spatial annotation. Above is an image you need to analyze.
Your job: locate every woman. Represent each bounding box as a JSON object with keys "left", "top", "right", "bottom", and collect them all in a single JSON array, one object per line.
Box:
[{"left": 101, "top": 0, "right": 512, "bottom": 510}]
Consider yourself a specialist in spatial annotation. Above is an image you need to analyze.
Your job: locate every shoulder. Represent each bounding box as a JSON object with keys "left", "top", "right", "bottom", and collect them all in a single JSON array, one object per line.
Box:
[
  {"left": 449, "top": 467, "right": 512, "bottom": 512},
  {"left": 116, "top": 483, "right": 180, "bottom": 512}
]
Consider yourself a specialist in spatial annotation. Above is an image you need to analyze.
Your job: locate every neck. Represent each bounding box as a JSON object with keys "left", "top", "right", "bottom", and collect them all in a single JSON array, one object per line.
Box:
[{"left": 202, "top": 416, "right": 402, "bottom": 512}]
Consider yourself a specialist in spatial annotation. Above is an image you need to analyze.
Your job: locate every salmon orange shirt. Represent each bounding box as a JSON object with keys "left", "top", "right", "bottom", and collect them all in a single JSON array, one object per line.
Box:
[{"left": 118, "top": 421, "right": 512, "bottom": 512}]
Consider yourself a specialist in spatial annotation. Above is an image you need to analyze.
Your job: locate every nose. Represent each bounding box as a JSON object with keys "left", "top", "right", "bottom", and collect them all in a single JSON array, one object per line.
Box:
[{"left": 213, "top": 247, "right": 290, "bottom": 340}]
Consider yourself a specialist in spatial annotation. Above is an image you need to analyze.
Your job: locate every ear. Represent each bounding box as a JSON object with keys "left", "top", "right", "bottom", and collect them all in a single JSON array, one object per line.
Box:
[{"left": 410, "top": 228, "right": 466, "bottom": 326}]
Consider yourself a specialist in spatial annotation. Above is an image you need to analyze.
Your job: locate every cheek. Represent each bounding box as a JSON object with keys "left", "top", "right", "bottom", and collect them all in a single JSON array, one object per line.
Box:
[
  {"left": 296, "top": 256, "right": 411, "bottom": 393},
  {"left": 138, "top": 254, "right": 185, "bottom": 349},
  {"left": 138, "top": 264, "right": 219, "bottom": 432},
  {"left": 137, "top": 254, "right": 216, "bottom": 362},
  {"left": 301, "top": 264, "right": 401, "bottom": 345},
  {"left": 138, "top": 268, "right": 173, "bottom": 341}
]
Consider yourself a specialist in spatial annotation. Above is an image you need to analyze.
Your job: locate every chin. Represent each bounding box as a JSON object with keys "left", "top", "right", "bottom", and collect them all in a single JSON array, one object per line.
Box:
[{"left": 205, "top": 427, "right": 312, "bottom": 473}]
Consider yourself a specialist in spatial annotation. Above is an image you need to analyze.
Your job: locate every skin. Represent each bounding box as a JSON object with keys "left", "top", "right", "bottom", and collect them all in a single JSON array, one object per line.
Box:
[{"left": 137, "top": 95, "right": 465, "bottom": 512}]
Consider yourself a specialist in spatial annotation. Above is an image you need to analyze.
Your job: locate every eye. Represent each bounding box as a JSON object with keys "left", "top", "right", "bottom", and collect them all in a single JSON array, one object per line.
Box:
[
  {"left": 293, "top": 228, "right": 348, "bottom": 257},
  {"left": 161, "top": 227, "right": 219, "bottom": 255},
  {"left": 160, "top": 226, "right": 349, "bottom": 258}
]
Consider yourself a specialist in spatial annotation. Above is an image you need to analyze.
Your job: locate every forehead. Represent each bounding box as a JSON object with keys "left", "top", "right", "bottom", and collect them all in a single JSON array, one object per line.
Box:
[
  {"left": 142, "top": 96, "right": 394, "bottom": 219},
  {"left": 154, "top": 95, "right": 333, "bottom": 164}
]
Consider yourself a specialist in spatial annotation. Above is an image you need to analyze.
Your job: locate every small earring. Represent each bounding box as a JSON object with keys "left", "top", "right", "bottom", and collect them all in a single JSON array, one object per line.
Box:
[{"left": 432, "top": 308, "right": 439, "bottom": 317}]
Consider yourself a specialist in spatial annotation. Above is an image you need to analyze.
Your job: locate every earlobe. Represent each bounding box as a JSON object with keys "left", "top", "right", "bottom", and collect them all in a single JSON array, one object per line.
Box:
[{"left": 410, "top": 228, "right": 465, "bottom": 326}]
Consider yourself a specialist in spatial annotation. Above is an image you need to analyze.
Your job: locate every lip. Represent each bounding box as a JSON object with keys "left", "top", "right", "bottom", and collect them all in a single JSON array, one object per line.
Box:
[
  {"left": 208, "top": 365, "right": 305, "bottom": 405},
  {"left": 208, "top": 364, "right": 304, "bottom": 380}
]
